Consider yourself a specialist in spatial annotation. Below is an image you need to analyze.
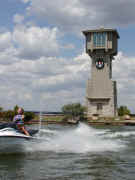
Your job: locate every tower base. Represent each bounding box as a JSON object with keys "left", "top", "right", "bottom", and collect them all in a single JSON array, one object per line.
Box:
[{"left": 86, "top": 81, "right": 117, "bottom": 117}]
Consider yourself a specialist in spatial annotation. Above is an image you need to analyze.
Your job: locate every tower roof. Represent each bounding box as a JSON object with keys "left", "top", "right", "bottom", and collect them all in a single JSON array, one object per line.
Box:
[{"left": 82, "top": 28, "right": 120, "bottom": 38}]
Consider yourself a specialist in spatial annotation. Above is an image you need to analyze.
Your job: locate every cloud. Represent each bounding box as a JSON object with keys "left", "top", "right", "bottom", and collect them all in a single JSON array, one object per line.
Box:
[
  {"left": 0, "top": 31, "right": 18, "bottom": 65},
  {"left": 0, "top": 39, "right": 135, "bottom": 112},
  {"left": 23, "top": 0, "right": 135, "bottom": 33},
  {"left": 113, "top": 52, "right": 135, "bottom": 112},
  {"left": 0, "top": 47, "right": 18, "bottom": 65},
  {"left": 0, "top": 51, "right": 90, "bottom": 111},
  {"left": 0, "top": 32, "right": 12, "bottom": 52},
  {"left": 13, "top": 25, "right": 60, "bottom": 59},
  {"left": 0, "top": 24, "right": 63, "bottom": 63},
  {"left": 0, "top": 23, "right": 90, "bottom": 111},
  {"left": 13, "top": 14, "right": 24, "bottom": 24},
  {"left": 1, "top": 0, "right": 135, "bottom": 112}
]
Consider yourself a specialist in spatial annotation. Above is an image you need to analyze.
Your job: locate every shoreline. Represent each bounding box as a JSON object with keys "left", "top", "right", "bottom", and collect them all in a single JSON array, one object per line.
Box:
[
  {"left": 26, "top": 119, "right": 135, "bottom": 126},
  {"left": 1, "top": 118, "right": 135, "bottom": 126},
  {"left": 87, "top": 120, "right": 135, "bottom": 126}
]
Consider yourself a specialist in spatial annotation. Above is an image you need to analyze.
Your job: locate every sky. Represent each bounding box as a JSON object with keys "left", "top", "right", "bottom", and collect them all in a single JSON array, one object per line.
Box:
[{"left": 0, "top": 0, "right": 135, "bottom": 112}]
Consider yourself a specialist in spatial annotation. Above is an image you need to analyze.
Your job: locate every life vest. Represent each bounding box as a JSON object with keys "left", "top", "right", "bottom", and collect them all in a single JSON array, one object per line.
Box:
[{"left": 13, "top": 115, "right": 24, "bottom": 125}]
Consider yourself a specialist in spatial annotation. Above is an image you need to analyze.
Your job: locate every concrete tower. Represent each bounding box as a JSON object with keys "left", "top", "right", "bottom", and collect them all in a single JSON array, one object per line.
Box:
[{"left": 83, "top": 28, "right": 120, "bottom": 117}]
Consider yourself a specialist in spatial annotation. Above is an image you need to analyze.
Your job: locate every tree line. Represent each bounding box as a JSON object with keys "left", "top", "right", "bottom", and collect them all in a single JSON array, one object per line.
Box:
[
  {"left": 0, "top": 105, "right": 35, "bottom": 122},
  {"left": 61, "top": 104, "right": 131, "bottom": 120},
  {"left": 0, "top": 104, "right": 131, "bottom": 123}
]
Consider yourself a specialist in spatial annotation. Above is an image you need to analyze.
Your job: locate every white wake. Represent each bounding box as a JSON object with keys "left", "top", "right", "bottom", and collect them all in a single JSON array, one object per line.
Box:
[{"left": 26, "top": 123, "right": 125, "bottom": 153}]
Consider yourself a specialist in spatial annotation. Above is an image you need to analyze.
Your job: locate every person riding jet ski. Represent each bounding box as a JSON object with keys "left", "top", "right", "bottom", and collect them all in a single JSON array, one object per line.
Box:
[
  {"left": 0, "top": 107, "right": 38, "bottom": 137},
  {"left": 13, "top": 107, "right": 30, "bottom": 136}
]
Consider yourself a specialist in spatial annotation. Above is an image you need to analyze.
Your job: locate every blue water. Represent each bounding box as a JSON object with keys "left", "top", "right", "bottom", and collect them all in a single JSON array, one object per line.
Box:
[{"left": 0, "top": 123, "right": 135, "bottom": 180}]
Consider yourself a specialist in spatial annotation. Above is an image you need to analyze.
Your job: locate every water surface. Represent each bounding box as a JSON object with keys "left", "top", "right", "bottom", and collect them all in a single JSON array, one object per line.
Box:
[{"left": 0, "top": 123, "right": 135, "bottom": 180}]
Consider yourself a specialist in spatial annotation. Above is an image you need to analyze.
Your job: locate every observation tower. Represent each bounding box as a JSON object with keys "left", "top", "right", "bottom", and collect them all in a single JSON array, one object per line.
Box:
[{"left": 83, "top": 28, "right": 119, "bottom": 117}]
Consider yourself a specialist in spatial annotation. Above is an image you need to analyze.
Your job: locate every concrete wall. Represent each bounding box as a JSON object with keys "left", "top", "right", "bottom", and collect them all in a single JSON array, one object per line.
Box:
[{"left": 86, "top": 55, "right": 117, "bottom": 117}]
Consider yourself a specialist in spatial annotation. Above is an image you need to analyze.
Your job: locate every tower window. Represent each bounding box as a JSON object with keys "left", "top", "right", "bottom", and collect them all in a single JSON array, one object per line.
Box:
[
  {"left": 93, "top": 32, "right": 106, "bottom": 47},
  {"left": 97, "top": 103, "right": 103, "bottom": 111},
  {"left": 108, "top": 32, "right": 112, "bottom": 41}
]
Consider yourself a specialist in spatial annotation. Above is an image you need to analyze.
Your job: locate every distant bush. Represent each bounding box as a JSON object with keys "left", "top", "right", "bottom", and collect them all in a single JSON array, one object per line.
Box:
[
  {"left": 3, "top": 110, "right": 15, "bottom": 121},
  {"left": 62, "top": 103, "right": 86, "bottom": 121},
  {"left": 118, "top": 106, "right": 130, "bottom": 116},
  {"left": 24, "top": 112, "right": 35, "bottom": 122}
]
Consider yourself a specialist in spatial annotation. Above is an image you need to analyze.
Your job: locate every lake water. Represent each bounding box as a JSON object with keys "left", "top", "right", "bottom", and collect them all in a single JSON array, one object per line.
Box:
[{"left": 0, "top": 122, "right": 135, "bottom": 180}]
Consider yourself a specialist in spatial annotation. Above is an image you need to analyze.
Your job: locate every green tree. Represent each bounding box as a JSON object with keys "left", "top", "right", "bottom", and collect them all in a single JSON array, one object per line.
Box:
[
  {"left": 0, "top": 107, "right": 4, "bottom": 121},
  {"left": 14, "top": 105, "right": 19, "bottom": 115},
  {"left": 0, "top": 107, "right": 3, "bottom": 112},
  {"left": 118, "top": 106, "right": 130, "bottom": 116},
  {"left": 62, "top": 103, "right": 86, "bottom": 121},
  {"left": 4, "top": 110, "right": 14, "bottom": 121},
  {"left": 24, "top": 111, "right": 35, "bottom": 122}
]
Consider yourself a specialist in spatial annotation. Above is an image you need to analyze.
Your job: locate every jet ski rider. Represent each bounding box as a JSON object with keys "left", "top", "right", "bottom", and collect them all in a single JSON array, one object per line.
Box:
[{"left": 13, "top": 107, "right": 30, "bottom": 136}]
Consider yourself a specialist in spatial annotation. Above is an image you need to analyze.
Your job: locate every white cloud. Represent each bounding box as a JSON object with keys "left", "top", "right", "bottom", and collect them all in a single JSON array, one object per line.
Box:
[
  {"left": 1, "top": 0, "right": 135, "bottom": 112},
  {"left": 0, "top": 43, "right": 135, "bottom": 112},
  {"left": 113, "top": 52, "right": 135, "bottom": 112},
  {"left": 0, "top": 28, "right": 134, "bottom": 112},
  {"left": 0, "top": 32, "right": 12, "bottom": 52},
  {"left": 13, "top": 25, "right": 60, "bottom": 59},
  {"left": 0, "top": 51, "right": 89, "bottom": 111},
  {"left": 23, "top": 0, "right": 135, "bottom": 33},
  {"left": 0, "top": 31, "right": 18, "bottom": 65},
  {"left": 13, "top": 14, "right": 24, "bottom": 24},
  {"left": 0, "top": 48, "right": 18, "bottom": 65}
]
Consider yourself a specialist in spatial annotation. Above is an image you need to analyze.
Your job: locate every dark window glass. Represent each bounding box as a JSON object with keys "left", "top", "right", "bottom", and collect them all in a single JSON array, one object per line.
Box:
[{"left": 93, "top": 32, "right": 106, "bottom": 47}]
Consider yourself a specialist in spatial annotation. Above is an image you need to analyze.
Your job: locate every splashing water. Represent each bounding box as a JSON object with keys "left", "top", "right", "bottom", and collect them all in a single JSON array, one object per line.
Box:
[
  {"left": 106, "top": 131, "right": 135, "bottom": 138},
  {"left": 38, "top": 111, "right": 42, "bottom": 137},
  {"left": 26, "top": 123, "right": 125, "bottom": 153}
]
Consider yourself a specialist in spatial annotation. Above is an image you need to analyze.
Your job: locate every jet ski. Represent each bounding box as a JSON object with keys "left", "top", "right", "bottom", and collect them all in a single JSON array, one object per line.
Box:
[
  {"left": 0, "top": 122, "right": 39, "bottom": 153},
  {"left": 0, "top": 122, "right": 38, "bottom": 140},
  {"left": 0, "top": 127, "right": 38, "bottom": 139}
]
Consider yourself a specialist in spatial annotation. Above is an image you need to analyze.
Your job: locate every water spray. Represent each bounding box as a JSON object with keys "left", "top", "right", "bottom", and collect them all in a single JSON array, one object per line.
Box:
[{"left": 38, "top": 111, "right": 42, "bottom": 137}]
